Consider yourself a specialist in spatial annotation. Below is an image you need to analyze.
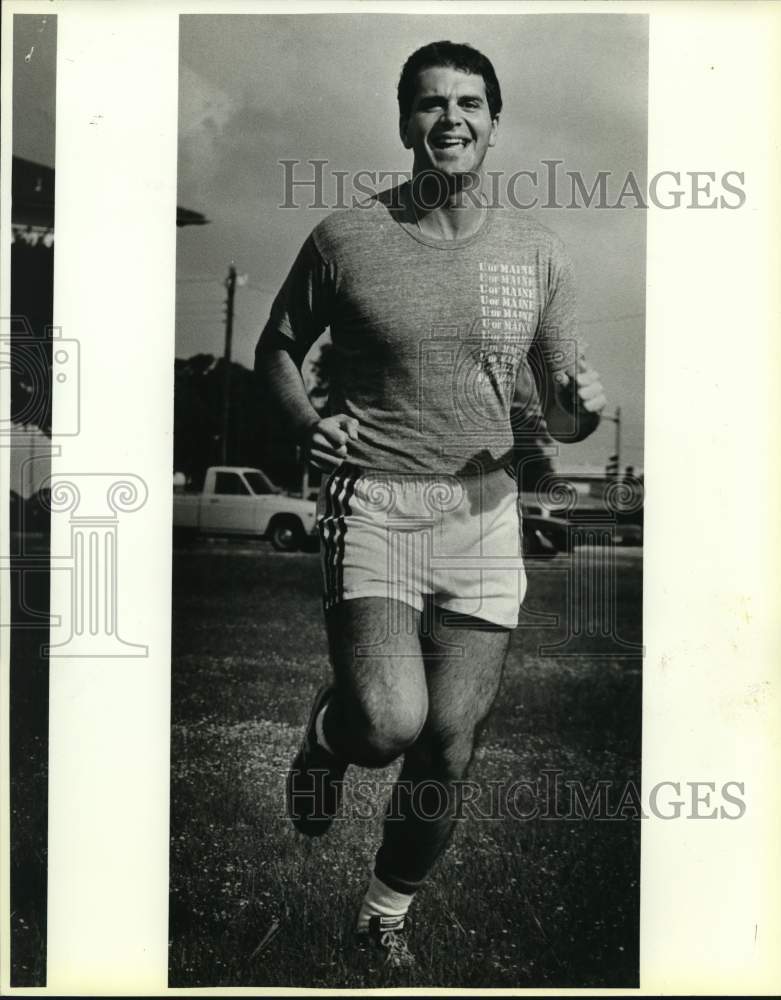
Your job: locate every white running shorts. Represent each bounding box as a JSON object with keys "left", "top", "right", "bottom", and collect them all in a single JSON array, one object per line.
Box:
[{"left": 317, "top": 464, "right": 527, "bottom": 628}]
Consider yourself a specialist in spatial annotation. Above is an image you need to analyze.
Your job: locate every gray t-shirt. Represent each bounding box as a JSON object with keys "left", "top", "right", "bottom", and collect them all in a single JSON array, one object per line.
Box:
[{"left": 261, "top": 186, "right": 580, "bottom": 475}]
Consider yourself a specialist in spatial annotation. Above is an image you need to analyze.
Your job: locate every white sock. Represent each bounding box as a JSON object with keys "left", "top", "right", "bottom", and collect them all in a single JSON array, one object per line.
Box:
[
  {"left": 356, "top": 873, "right": 414, "bottom": 932},
  {"left": 314, "top": 699, "right": 336, "bottom": 757}
]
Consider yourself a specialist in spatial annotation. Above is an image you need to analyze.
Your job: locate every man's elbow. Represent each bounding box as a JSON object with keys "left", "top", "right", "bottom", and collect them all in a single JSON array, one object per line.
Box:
[
  {"left": 566, "top": 417, "right": 601, "bottom": 444},
  {"left": 544, "top": 407, "right": 601, "bottom": 443},
  {"left": 255, "top": 327, "right": 296, "bottom": 376}
]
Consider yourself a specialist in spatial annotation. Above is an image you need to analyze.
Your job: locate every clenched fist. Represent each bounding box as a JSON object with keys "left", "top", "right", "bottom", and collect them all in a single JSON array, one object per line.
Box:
[
  {"left": 305, "top": 414, "right": 360, "bottom": 471},
  {"left": 554, "top": 356, "right": 607, "bottom": 414}
]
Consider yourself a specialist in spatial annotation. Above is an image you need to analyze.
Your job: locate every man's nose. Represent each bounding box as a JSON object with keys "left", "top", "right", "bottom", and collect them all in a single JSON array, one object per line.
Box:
[{"left": 440, "top": 100, "right": 463, "bottom": 125}]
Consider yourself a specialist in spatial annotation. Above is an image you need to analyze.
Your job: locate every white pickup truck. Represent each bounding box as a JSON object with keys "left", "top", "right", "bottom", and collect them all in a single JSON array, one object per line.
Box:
[{"left": 173, "top": 466, "right": 318, "bottom": 551}]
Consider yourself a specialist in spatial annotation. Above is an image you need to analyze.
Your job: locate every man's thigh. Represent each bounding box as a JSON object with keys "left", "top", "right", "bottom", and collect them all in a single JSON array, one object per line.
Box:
[
  {"left": 419, "top": 603, "right": 511, "bottom": 746},
  {"left": 325, "top": 596, "right": 429, "bottom": 730}
]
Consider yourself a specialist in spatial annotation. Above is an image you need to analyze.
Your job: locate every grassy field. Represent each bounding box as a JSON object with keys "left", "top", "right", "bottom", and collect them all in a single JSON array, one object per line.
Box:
[
  {"left": 9, "top": 545, "right": 50, "bottom": 986},
  {"left": 169, "top": 542, "right": 642, "bottom": 989}
]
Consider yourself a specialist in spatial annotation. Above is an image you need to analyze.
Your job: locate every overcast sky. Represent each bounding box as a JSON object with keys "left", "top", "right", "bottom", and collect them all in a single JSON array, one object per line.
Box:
[
  {"left": 177, "top": 13, "right": 647, "bottom": 470},
  {"left": 13, "top": 14, "right": 57, "bottom": 165}
]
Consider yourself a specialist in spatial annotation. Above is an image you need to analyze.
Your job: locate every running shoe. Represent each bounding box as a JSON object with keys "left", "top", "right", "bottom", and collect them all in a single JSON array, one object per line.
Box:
[
  {"left": 356, "top": 915, "right": 415, "bottom": 969},
  {"left": 286, "top": 684, "right": 347, "bottom": 836}
]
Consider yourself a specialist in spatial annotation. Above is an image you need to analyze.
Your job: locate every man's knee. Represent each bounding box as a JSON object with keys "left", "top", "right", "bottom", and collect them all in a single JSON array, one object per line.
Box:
[
  {"left": 410, "top": 734, "right": 475, "bottom": 782},
  {"left": 439, "top": 740, "right": 476, "bottom": 781},
  {"left": 353, "top": 701, "right": 427, "bottom": 766}
]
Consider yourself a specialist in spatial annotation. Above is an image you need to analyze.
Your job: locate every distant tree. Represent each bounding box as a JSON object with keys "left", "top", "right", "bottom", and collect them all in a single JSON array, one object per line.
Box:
[
  {"left": 10, "top": 240, "right": 54, "bottom": 436},
  {"left": 174, "top": 353, "right": 302, "bottom": 491},
  {"left": 305, "top": 335, "right": 334, "bottom": 415}
]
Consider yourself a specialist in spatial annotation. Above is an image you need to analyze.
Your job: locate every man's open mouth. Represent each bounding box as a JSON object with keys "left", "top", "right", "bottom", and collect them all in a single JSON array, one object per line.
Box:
[{"left": 431, "top": 136, "right": 470, "bottom": 149}]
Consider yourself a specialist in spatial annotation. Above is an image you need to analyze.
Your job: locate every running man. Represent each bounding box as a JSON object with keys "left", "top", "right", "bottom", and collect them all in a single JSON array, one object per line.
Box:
[{"left": 255, "top": 40, "right": 606, "bottom": 967}]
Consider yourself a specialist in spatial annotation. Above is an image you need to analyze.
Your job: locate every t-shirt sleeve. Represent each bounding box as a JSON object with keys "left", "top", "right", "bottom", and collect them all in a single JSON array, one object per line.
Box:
[
  {"left": 258, "top": 233, "right": 336, "bottom": 366},
  {"left": 533, "top": 241, "right": 581, "bottom": 378}
]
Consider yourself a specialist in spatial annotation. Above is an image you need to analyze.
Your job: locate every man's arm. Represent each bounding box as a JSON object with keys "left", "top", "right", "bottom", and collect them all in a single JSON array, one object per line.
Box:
[
  {"left": 254, "top": 233, "right": 361, "bottom": 470},
  {"left": 536, "top": 349, "right": 606, "bottom": 443},
  {"left": 532, "top": 239, "right": 607, "bottom": 442},
  {"left": 255, "top": 329, "right": 360, "bottom": 470},
  {"left": 255, "top": 329, "right": 321, "bottom": 442}
]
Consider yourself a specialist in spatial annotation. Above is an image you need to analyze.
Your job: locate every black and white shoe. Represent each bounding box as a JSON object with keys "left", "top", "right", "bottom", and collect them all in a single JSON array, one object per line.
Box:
[
  {"left": 356, "top": 915, "right": 415, "bottom": 969},
  {"left": 286, "top": 684, "right": 347, "bottom": 837}
]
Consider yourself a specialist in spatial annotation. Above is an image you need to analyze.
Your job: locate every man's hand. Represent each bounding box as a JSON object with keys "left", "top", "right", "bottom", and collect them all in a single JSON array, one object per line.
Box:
[
  {"left": 543, "top": 350, "right": 607, "bottom": 442},
  {"left": 553, "top": 356, "right": 607, "bottom": 415},
  {"left": 306, "top": 414, "right": 360, "bottom": 471}
]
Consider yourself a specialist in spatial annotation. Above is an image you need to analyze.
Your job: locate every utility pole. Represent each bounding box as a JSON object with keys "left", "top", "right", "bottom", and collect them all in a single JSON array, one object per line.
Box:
[
  {"left": 614, "top": 405, "right": 621, "bottom": 469},
  {"left": 220, "top": 263, "right": 237, "bottom": 465},
  {"left": 603, "top": 406, "right": 622, "bottom": 477}
]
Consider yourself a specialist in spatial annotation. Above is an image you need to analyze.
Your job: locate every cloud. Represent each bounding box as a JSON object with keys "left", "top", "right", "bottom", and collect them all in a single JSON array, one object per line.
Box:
[{"left": 177, "top": 62, "right": 235, "bottom": 205}]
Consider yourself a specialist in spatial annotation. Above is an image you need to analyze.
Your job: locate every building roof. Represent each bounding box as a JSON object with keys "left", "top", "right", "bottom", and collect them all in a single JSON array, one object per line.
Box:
[
  {"left": 11, "top": 157, "right": 54, "bottom": 229},
  {"left": 11, "top": 157, "right": 209, "bottom": 229}
]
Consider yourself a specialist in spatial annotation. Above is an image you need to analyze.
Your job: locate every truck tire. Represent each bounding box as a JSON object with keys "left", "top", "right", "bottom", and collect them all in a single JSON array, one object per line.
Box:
[
  {"left": 173, "top": 525, "right": 198, "bottom": 546},
  {"left": 522, "top": 525, "right": 560, "bottom": 560},
  {"left": 268, "top": 515, "right": 305, "bottom": 553}
]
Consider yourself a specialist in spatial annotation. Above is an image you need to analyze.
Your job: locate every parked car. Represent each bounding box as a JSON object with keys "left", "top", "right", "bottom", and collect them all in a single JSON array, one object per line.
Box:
[
  {"left": 520, "top": 505, "right": 570, "bottom": 559},
  {"left": 521, "top": 472, "right": 644, "bottom": 548},
  {"left": 173, "top": 466, "right": 317, "bottom": 552}
]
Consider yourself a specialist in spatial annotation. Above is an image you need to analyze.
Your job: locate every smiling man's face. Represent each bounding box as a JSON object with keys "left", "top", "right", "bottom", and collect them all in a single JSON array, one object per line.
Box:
[{"left": 400, "top": 65, "right": 499, "bottom": 182}]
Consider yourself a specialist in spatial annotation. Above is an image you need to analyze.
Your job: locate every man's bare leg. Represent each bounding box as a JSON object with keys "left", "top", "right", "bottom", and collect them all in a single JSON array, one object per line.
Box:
[
  {"left": 373, "top": 602, "right": 511, "bottom": 893},
  {"left": 321, "top": 596, "right": 428, "bottom": 767},
  {"left": 290, "top": 595, "right": 510, "bottom": 962},
  {"left": 287, "top": 597, "right": 426, "bottom": 836}
]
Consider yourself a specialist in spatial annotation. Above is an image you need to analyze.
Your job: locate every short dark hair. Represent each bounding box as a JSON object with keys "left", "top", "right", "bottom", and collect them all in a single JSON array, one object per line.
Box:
[{"left": 397, "top": 41, "right": 503, "bottom": 121}]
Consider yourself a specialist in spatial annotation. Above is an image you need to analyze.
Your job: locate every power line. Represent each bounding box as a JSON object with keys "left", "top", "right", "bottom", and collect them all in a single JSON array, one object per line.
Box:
[
  {"left": 176, "top": 309, "right": 224, "bottom": 316},
  {"left": 175, "top": 317, "right": 224, "bottom": 326},
  {"left": 176, "top": 275, "right": 222, "bottom": 285},
  {"left": 579, "top": 312, "right": 645, "bottom": 325}
]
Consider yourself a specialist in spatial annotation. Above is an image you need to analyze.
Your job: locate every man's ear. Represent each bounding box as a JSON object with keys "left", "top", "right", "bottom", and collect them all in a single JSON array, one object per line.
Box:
[
  {"left": 399, "top": 116, "right": 411, "bottom": 149},
  {"left": 488, "top": 114, "right": 500, "bottom": 148}
]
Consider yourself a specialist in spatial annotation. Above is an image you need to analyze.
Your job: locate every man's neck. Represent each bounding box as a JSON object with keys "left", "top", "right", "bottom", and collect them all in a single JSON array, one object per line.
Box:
[{"left": 408, "top": 171, "right": 486, "bottom": 240}]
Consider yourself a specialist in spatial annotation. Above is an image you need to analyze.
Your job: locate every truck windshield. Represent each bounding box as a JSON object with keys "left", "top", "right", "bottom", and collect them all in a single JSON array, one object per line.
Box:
[{"left": 244, "top": 471, "right": 277, "bottom": 495}]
